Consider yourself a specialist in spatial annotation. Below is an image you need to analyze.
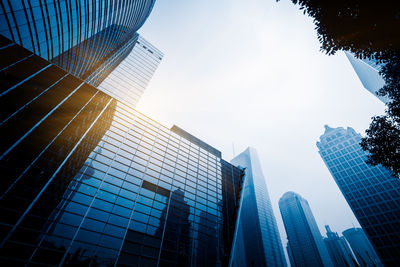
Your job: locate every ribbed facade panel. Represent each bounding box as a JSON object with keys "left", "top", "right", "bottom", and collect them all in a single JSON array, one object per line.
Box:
[{"left": 0, "top": 0, "right": 155, "bottom": 82}]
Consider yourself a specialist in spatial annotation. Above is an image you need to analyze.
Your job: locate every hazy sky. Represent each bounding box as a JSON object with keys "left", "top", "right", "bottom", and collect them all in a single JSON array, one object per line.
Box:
[{"left": 136, "top": 0, "right": 386, "bottom": 251}]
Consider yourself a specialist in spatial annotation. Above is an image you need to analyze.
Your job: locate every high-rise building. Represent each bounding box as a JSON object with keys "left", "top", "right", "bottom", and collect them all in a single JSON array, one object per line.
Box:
[
  {"left": 279, "top": 192, "right": 333, "bottom": 267},
  {"left": 97, "top": 35, "right": 163, "bottom": 107},
  {"left": 324, "top": 225, "right": 357, "bottom": 267},
  {"left": 230, "top": 147, "right": 287, "bottom": 267},
  {"left": 0, "top": 0, "right": 161, "bottom": 106},
  {"left": 344, "top": 51, "right": 389, "bottom": 103},
  {"left": 317, "top": 125, "right": 400, "bottom": 266},
  {"left": 0, "top": 36, "right": 244, "bottom": 266},
  {"left": 0, "top": 0, "right": 155, "bottom": 77},
  {"left": 343, "top": 228, "right": 383, "bottom": 267},
  {"left": 286, "top": 242, "right": 296, "bottom": 267}
]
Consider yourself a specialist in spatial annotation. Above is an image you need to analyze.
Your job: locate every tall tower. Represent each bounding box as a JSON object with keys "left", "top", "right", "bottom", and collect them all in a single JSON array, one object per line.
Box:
[
  {"left": 230, "top": 147, "right": 287, "bottom": 267},
  {"left": 97, "top": 35, "right": 163, "bottom": 107},
  {"left": 279, "top": 192, "right": 333, "bottom": 267},
  {"left": 324, "top": 225, "right": 357, "bottom": 267},
  {"left": 0, "top": 36, "right": 245, "bottom": 265},
  {"left": 317, "top": 125, "right": 400, "bottom": 266},
  {"left": 0, "top": 0, "right": 161, "bottom": 106},
  {"left": 343, "top": 228, "right": 383, "bottom": 267},
  {"left": 344, "top": 51, "right": 389, "bottom": 103},
  {"left": 0, "top": 0, "right": 155, "bottom": 78}
]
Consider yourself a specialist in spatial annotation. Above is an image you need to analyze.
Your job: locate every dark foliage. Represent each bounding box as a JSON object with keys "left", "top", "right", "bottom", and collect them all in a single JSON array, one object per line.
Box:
[
  {"left": 361, "top": 53, "right": 400, "bottom": 177},
  {"left": 282, "top": 0, "right": 400, "bottom": 59},
  {"left": 281, "top": 0, "right": 400, "bottom": 176}
]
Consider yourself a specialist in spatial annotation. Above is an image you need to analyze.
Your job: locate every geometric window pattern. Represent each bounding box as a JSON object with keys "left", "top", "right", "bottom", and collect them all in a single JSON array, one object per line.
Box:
[{"left": 317, "top": 125, "right": 400, "bottom": 266}]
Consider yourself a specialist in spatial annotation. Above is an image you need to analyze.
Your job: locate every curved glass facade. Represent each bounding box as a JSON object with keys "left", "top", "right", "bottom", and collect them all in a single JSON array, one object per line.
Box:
[
  {"left": 0, "top": 0, "right": 155, "bottom": 81},
  {"left": 279, "top": 192, "right": 333, "bottom": 267},
  {"left": 342, "top": 228, "right": 382, "bottom": 267}
]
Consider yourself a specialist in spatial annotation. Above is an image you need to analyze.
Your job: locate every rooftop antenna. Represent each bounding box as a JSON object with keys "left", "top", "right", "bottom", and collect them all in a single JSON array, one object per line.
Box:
[{"left": 232, "top": 142, "right": 236, "bottom": 158}]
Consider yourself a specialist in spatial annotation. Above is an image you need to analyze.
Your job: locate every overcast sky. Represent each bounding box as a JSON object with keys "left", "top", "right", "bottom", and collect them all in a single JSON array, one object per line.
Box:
[{"left": 136, "top": 0, "right": 386, "bottom": 253}]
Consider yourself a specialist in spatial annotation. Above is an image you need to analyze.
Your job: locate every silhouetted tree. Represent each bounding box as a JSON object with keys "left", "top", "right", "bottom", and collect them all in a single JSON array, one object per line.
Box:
[
  {"left": 280, "top": 0, "right": 400, "bottom": 176},
  {"left": 360, "top": 53, "right": 400, "bottom": 177}
]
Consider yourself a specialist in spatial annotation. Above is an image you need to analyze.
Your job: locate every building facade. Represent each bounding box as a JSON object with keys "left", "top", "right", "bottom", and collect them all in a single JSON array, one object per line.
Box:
[
  {"left": 97, "top": 35, "right": 163, "bottom": 107},
  {"left": 0, "top": 36, "right": 244, "bottom": 266},
  {"left": 324, "top": 225, "right": 357, "bottom": 267},
  {"left": 230, "top": 147, "right": 287, "bottom": 267},
  {"left": 279, "top": 192, "right": 333, "bottom": 267},
  {"left": 0, "top": 0, "right": 162, "bottom": 106},
  {"left": 0, "top": 0, "right": 155, "bottom": 77},
  {"left": 344, "top": 51, "right": 389, "bottom": 103},
  {"left": 317, "top": 125, "right": 400, "bottom": 266},
  {"left": 343, "top": 228, "right": 383, "bottom": 267}
]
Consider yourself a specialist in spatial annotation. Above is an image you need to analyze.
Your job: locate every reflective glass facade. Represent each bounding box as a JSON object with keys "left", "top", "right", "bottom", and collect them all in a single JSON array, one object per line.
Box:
[
  {"left": 323, "top": 225, "right": 357, "bottom": 267},
  {"left": 344, "top": 51, "right": 389, "bottom": 104},
  {"left": 0, "top": 0, "right": 155, "bottom": 82},
  {"left": 98, "top": 35, "right": 164, "bottom": 107},
  {"left": 0, "top": 36, "right": 244, "bottom": 266},
  {"left": 317, "top": 125, "right": 400, "bottom": 266},
  {"left": 230, "top": 147, "right": 287, "bottom": 267},
  {"left": 342, "top": 228, "right": 382, "bottom": 267},
  {"left": 279, "top": 192, "right": 333, "bottom": 267}
]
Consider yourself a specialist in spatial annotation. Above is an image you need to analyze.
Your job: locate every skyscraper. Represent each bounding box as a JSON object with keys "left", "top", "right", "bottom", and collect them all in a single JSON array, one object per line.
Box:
[
  {"left": 279, "top": 192, "right": 333, "bottom": 267},
  {"left": 317, "top": 125, "right": 400, "bottom": 266},
  {"left": 230, "top": 147, "right": 287, "bottom": 267},
  {"left": 286, "top": 242, "right": 296, "bottom": 267},
  {"left": 0, "top": 0, "right": 155, "bottom": 74},
  {"left": 0, "top": 0, "right": 161, "bottom": 104},
  {"left": 344, "top": 51, "right": 389, "bottom": 103},
  {"left": 343, "top": 228, "right": 383, "bottom": 267},
  {"left": 97, "top": 35, "right": 163, "bottom": 107},
  {"left": 0, "top": 36, "right": 244, "bottom": 266},
  {"left": 324, "top": 225, "right": 357, "bottom": 267}
]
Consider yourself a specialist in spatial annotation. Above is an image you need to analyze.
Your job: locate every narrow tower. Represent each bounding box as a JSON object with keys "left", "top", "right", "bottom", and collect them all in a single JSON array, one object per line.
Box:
[
  {"left": 230, "top": 147, "right": 287, "bottom": 267},
  {"left": 279, "top": 192, "right": 333, "bottom": 267}
]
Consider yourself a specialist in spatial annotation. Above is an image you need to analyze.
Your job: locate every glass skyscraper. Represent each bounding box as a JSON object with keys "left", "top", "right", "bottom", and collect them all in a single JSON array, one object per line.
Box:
[
  {"left": 230, "top": 147, "right": 287, "bottom": 267},
  {"left": 0, "top": 0, "right": 155, "bottom": 72},
  {"left": 98, "top": 35, "right": 163, "bottom": 107},
  {"left": 0, "top": 0, "right": 161, "bottom": 102},
  {"left": 342, "top": 228, "right": 383, "bottom": 267},
  {"left": 317, "top": 125, "right": 400, "bottom": 266},
  {"left": 0, "top": 35, "right": 244, "bottom": 266},
  {"left": 323, "top": 225, "right": 357, "bottom": 267},
  {"left": 344, "top": 51, "right": 389, "bottom": 104},
  {"left": 279, "top": 192, "right": 334, "bottom": 267}
]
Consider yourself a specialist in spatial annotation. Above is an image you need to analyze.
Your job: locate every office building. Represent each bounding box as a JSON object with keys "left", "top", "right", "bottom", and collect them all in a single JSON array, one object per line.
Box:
[
  {"left": 286, "top": 242, "right": 295, "bottom": 267},
  {"left": 230, "top": 147, "right": 287, "bottom": 267},
  {"left": 0, "top": 0, "right": 154, "bottom": 76},
  {"left": 279, "top": 192, "right": 333, "bottom": 267},
  {"left": 343, "top": 228, "right": 382, "bottom": 267},
  {"left": 98, "top": 35, "right": 163, "bottom": 107},
  {"left": 324, "top": 225, "right": 357, "bottom": 267},
  {"left": 317, "top": 125, "right": 400, "bottom": 266},
  {"left": 344, "top": 51, "right": 389, "bottom": 103},
  {"left": 0, "top": 36, "right": 244, "bottom": 266},
  {"left": 0, "top": 0, "right": 161, "bottom": 106}
]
